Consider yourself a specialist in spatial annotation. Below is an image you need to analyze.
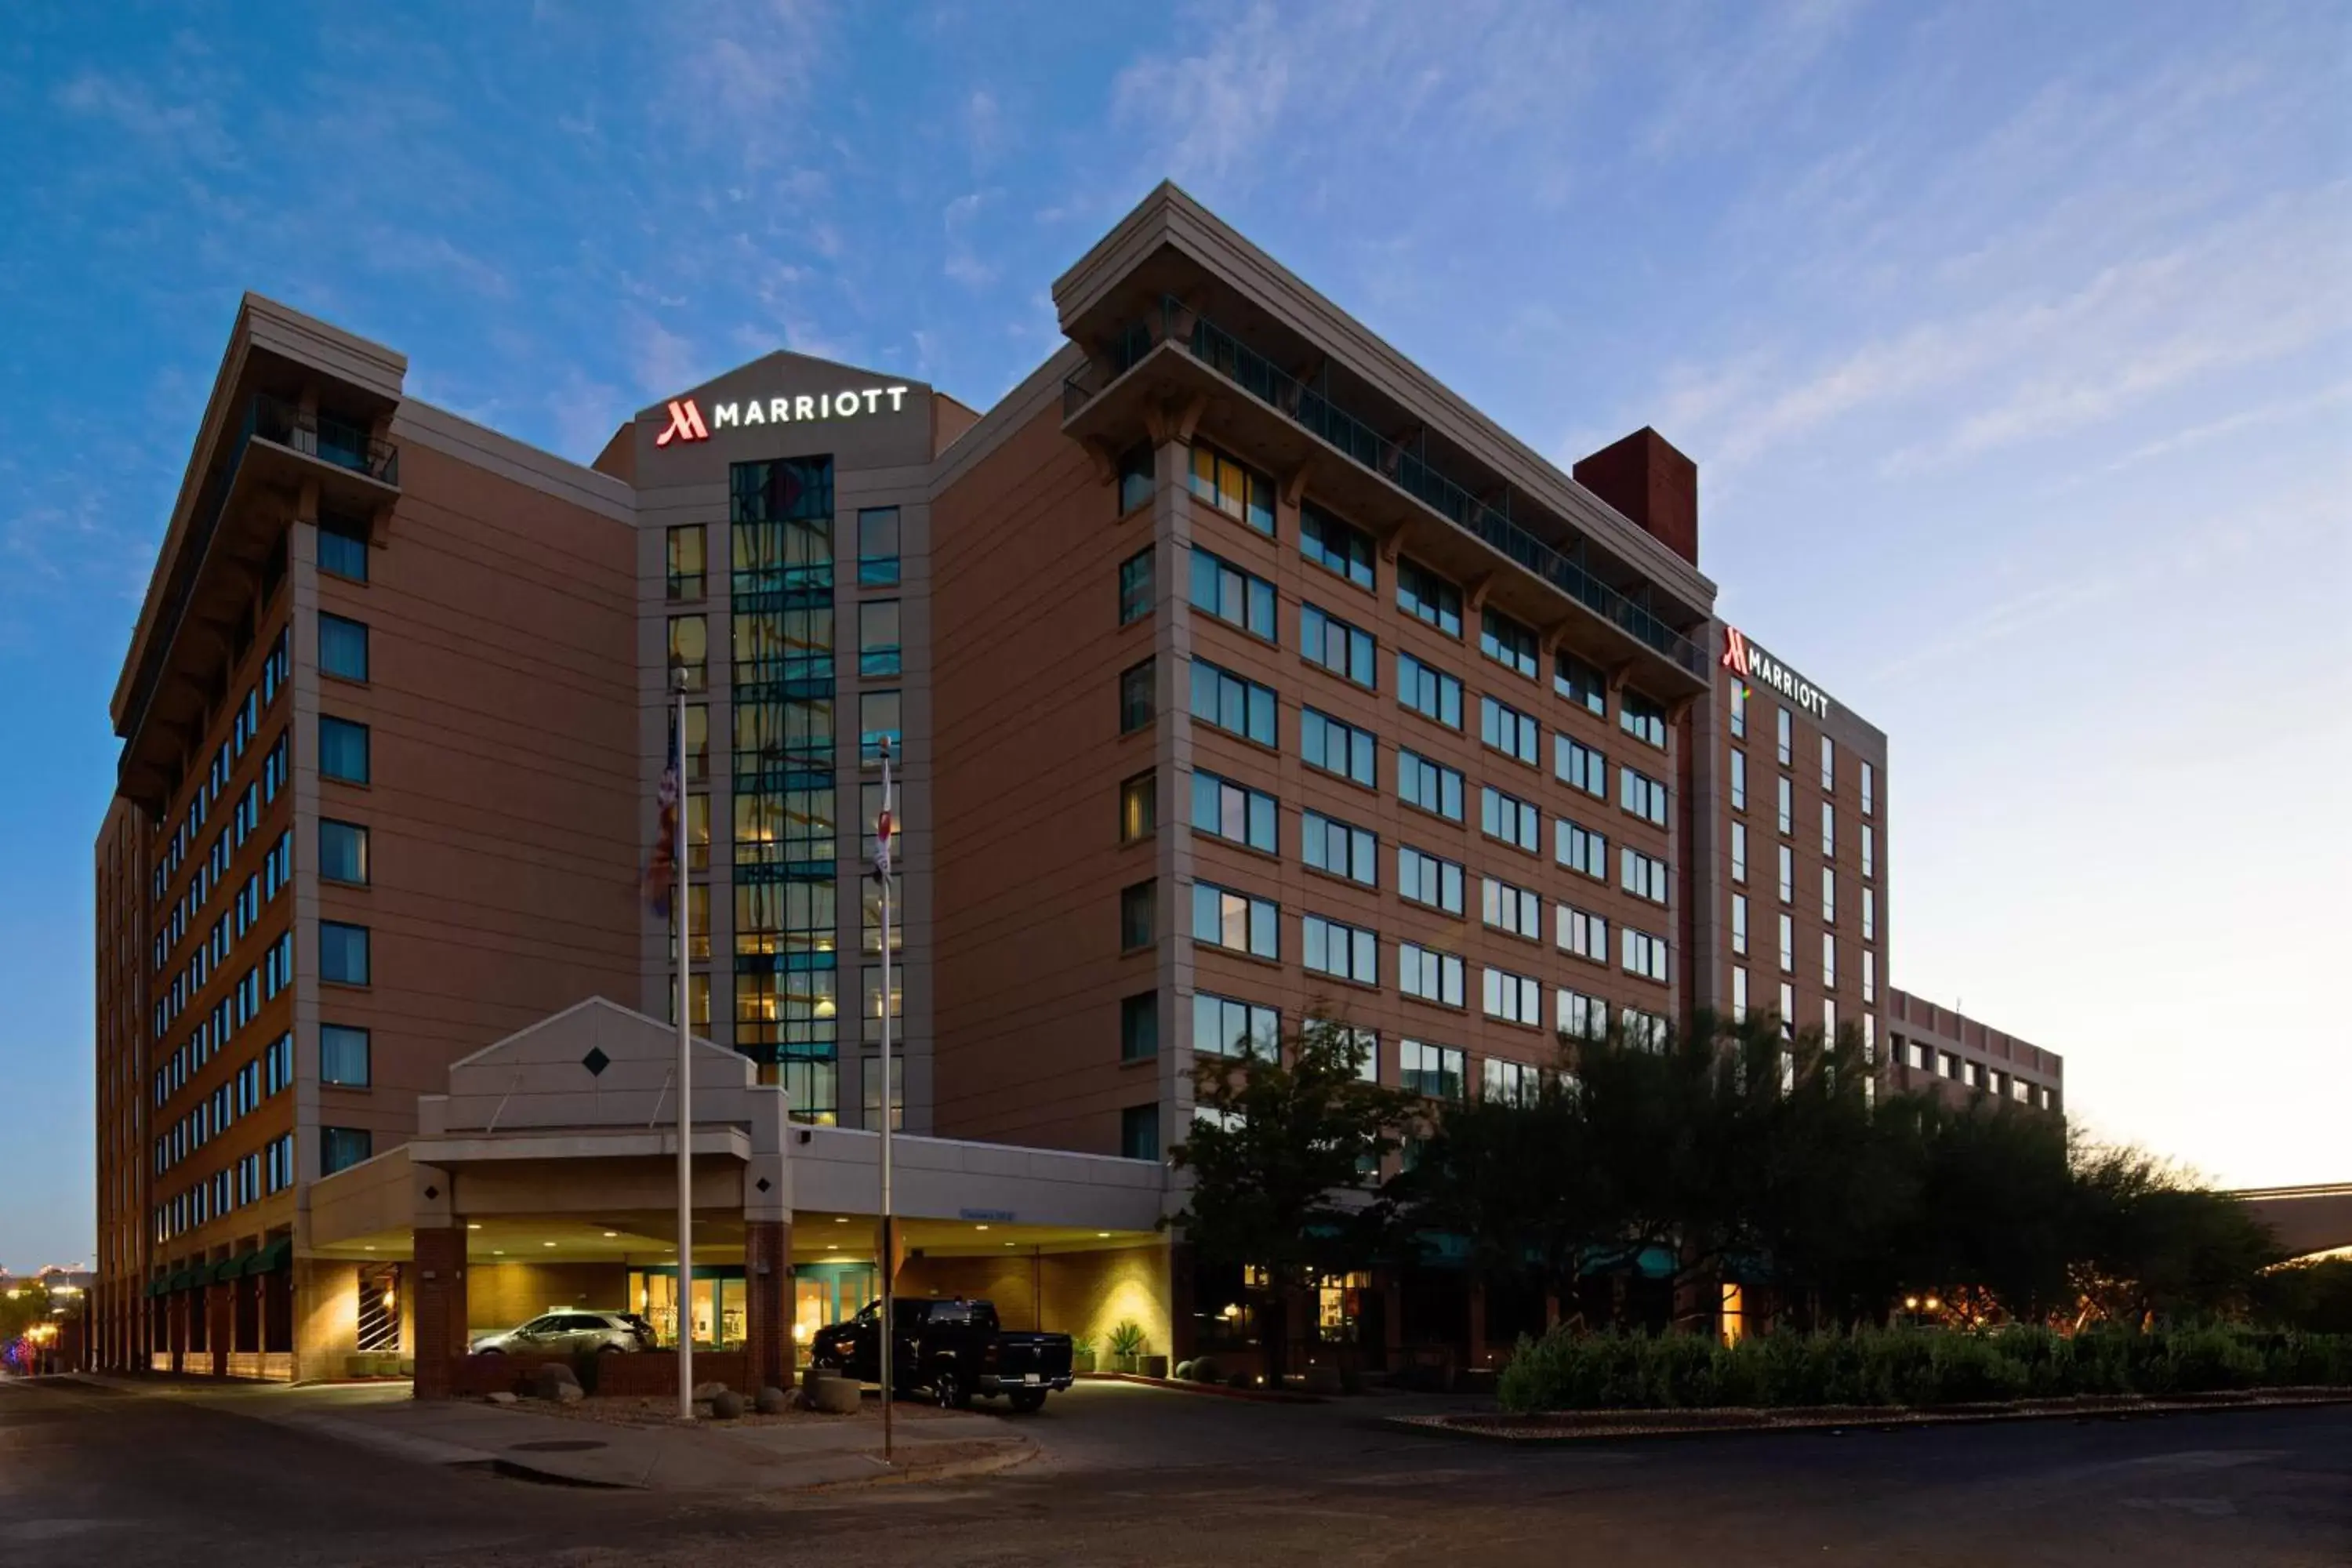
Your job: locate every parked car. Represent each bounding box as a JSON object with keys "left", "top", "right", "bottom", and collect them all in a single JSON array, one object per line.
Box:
[
  {"left": 470, "top": 1311, "right": 652, "bottom": 1356},
  {"left": 810, "top": 1298, "right": 1073, "bottom": 1413}
]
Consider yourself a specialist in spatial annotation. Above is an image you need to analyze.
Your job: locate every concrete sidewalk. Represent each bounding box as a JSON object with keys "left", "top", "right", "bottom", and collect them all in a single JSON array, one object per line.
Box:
[{"left": 68, "top": 1376, "right": 1031, "bottom": 1491}]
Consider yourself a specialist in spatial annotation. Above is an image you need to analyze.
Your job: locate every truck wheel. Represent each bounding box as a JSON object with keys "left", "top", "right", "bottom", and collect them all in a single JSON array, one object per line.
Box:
[
  {"left": 933, "top": 1371, "right": 967, "bottom": 1409},
  {"left": 1007, "top": 1389, "right": 1046, "bottom": 1414}
]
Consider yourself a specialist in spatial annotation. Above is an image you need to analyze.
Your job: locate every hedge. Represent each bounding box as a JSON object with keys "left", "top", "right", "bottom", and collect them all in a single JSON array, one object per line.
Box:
[{"left": 1495, "top": 1324, "right": 2352, "bottom": 1413}]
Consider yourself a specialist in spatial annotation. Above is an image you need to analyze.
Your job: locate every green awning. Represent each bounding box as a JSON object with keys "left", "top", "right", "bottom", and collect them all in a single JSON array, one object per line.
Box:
[
  {"left": 209, "top": 1256, "right": 245, "bottom": 1284},
  {"left": 165, "top": 1267, "right": 196, "bottom": 1292},
  {"left": 241, "top": 1236, "right": 293, "bottom": 1276},
  {"left": 145, "top": 1276, "right": 171, "bottom": 1298}
]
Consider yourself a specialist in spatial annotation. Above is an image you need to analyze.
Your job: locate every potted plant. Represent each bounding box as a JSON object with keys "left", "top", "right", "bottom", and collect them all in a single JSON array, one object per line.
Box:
[
  {"left": 1071, "top": 1334, "right": 1098, "bottom": 1374},
  {"left": 1107, "top": 1319, "right": 1148, "bottom": 1374}
]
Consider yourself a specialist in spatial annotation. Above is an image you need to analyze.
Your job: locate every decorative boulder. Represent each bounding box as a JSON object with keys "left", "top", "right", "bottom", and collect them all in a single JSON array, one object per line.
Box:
[
  {"left": 486, "top": 1391, "right": 520, "bottom": 1406},
  {"left": 1188, "top": 1356, "right": 1222, "bottom": 1385},
  {"left": 755, "top": 1385, "right": 791, "bottom": 1415},
  {"left": 532, "top": 1363, "right": 581, "bottom": 1401},
  {"left": 808, "top": 1374, "right": 862, "bottom": 1414},
  {"left": 692, "top": 1381, "right": 730, "bottom": 1401},
  {"left": 553, "top": 1381, "right": 585, "bottom": 1404},
  {"left": 1303, "top": 1364, "right": 1344, "bottom": 1396},
  {"left": 710, "top": 1389, "right": 746, "bottom": 1420}
]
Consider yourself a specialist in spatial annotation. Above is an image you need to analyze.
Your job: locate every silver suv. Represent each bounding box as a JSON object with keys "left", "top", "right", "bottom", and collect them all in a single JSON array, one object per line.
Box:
[{"left": 470, "top": 1311, "right": 652, "bottom": 1356}]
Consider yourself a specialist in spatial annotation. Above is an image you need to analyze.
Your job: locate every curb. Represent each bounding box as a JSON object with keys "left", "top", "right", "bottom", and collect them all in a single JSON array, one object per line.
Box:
[
  {"left": 1079, "top": 1372, "right": 1325, "bottom": 1405},
  {"left": 804, "top": 1436, "right": 1039, "bottom": 1493},
  {"left": 1388, "top": 1388, "right": 2352, "bottom": 1444}
]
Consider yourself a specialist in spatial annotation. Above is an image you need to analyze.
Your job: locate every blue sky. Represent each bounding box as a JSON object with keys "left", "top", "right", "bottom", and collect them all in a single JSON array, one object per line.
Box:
[{"left": 1, "top": 2, "right": 2344, "bottom": 1266}]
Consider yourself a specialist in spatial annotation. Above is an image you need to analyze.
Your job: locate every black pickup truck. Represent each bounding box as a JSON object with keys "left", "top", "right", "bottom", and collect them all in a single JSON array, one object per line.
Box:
[{"left": 811, "top": 1298, "right": 1074, "bottom": 1413}]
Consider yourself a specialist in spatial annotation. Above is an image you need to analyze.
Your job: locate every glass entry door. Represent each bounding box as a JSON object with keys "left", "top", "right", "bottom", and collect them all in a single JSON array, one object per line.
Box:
[
  {"left": 793, "top": 1264, "right": 877, "bottom": 1365},
  {"left": 627, "top": 1267, "right": 746, "bottom": 1348}
]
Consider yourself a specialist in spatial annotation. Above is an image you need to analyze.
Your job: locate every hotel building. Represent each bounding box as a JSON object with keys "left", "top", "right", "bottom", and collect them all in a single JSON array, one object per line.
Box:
[{"left": 89, "top": 183, "right": 2053, "bottom": 1386}]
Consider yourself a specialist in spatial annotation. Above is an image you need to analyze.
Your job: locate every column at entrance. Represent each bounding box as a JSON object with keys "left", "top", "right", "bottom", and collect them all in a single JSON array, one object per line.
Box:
[
  {"left": 410, "top": 1225, "right": 468, "bottom": 1400},
  {"left": 743, "top": 1220, "right": 794, "bottom": 1392}
]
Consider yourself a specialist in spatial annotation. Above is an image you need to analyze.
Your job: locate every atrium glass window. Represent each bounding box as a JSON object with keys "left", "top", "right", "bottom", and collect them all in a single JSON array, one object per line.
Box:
[
  {"left": 318, "top": 613, "right": 368, "bottom": 683},
  {"left": 732, "top": 601, "right": 833, "bottom": 688},
  {"left": 857, "top": 506, "right": 901, "bottom": 587},
  {"left": 731, "top": 458, "right": 835, "bottom": 592},
  {"left": 1300, "top": 502, "right": 1374, "bottom": 590},
  {"left": 858, "top": 602, "right": 902, "bottom": 678},
  {"left": 735, "top": 785, "right": 834, "bottom": 868},
  {"left": 735, "top": 695, "right": 833, "bottom": 779},
  {"left": 1188, "top": 445, "right": 1274, "bottom": 534}
]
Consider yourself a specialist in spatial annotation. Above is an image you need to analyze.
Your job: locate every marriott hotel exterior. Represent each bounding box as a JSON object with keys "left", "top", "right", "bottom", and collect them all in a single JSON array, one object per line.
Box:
[{"left": 89, "top": 183, "right": 2058, "bottom": 1388}]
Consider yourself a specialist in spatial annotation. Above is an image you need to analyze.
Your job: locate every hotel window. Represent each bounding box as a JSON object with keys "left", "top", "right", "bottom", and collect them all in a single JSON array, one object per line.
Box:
[
  {"left": 1559, "top": 904, "right": 1608, "bottom": 964},
  {"left": 1619, "top": 691, "right": 1666, "bottom": 750},
  {"left": 1861, "top": 886, "right": 1876, "bottom": 942},
  {"left": 320, "top": 921, "right": 371, "bottom": 986},
  {"left": 1821, "top": 934, "right": 1836, "bottom": 989},
  {"left": 1483, "top": 1058, "right": 1539, "bottom": 1105},
  {"left": 1731, "top": 821, "right": 1748, "bottom": 884},
  {"left": 1776, "top": 706, "right": 1793, "bottom": 766},
  {"left": 1555, "top": 649, "right": 1606, "bottom": 717},
  {"left": 1778, "top": 844, "right": 1795, "bottom": 903},
  {"left": 1189, "top": 444, "right": 1275, "bottom": 534},
  {"left": 1193, "top": 771, "right": 1278, "bottom": 854},
  {"left": 668, "top": 614, "right": 709, "bottom": 691},
  {"left": 1621, "top": 848, "right": 1670, "bottom": 905},
  {"left": 1481, "top": 877, "right": 1541, "bottom": 940},
  {"left": 1731, "top": 893, "right": 1749, "bottom": 956},
  {"left": 1301, "top": 602, "right": 1377, "bottom": 688},
  {"left": 318, "top": 612, "right": 369, "bottom": 684},
  {"left": 1303, "top": 809, "right": 1377, "bottom": 884},
  {"left": 1623, "top": 927, "right": 1669, "bottom": 983},
  {"left": 1780, "top": 984, "right": 1797, "bottom": 1039},
  {"left": 1623, "top": 1008, "right": 1669, "bottom": 1051},
  {"left": 1118, "top": 546, "right": 1154, "bottom": 625},
  {"left": 1300, "top": 502, "right": 1375, "bottom": 590},
  {"left": 1728, "top": 681, "right": 1746, "bottom": 738},
  {"left": 687, "top": 793, "right": 710, "bottom": 870},
  {"left": 858, "top": 691, "right": 901, "bottom": 765},
  {"left": 683, "top": 703, "right": 709, "bottom": 782},
  {"left": 1397, "top": 651, "right": 1462, "bottom": 729},
  {"left": 1400, "top": 750, "right": 1465, "bottom": 822},
  {"left": 666, "top": 883, "right": 710, "bottom": 962},
  {"left": 1820, "top": 866, "right": 1839, "bottom": 924},
  {"left": 666, "top": 523, "right": 706, "bottom": 600},
  {"left": 1483, "top": 967, "right": 1542, "bottom": 1025},
  {"left": 1191, "top": 547, "right": 1277, "bottom": 641},
  {"left": 1862, "top": 823, "right": 1875, "bottom": 880},
  {"left": 1189, "top": 881, "right": 1279, "bottom": 960},
  {"left": 1120, "top": 771, "right": 1157, "bottom": 843},
  {"left": 861, "top": 964, "right": 903, "bottom": 1044},
  {"left": 856, "top": 507, "right": 901, "bottom": 586},
  {"left": 1557, "top": 818, "right": 1607, "bottom": 880},
  {"left": 1777, "top": 913, "right": 1794, "bottom": 974},
  {"left": 1824, "top": 997, "right": 1838, "bottom": 1039},
  {"left": 858, "top": 602, "right": 902, "bottom": 678},
  {"left": 322, "top": 1025, "right": 372, "bottom": 1086},
  {"left": 1862, "top": 949, "right": 1877, "bottom": 1004},
  {"left": 1397, "top": 845, "right": 1465, "bottom": 915},
  {"left": 1730, "top": 748, "right": 1747, "bottom": 811},
  {"left": 1861, "top": 760, "right": 1875, "bottom": 818},
  {"left": 1194, "top": 992, "right": 1279, "bottom": 1059},
  {"left": 1479, "top": 695, "right": 1539, "bottom": 766},
  {"left": 319, "top": 717, "right": 370, "bottom": 784},
  {"left": 1479, "top": 786, "right": 1539, "bottom": 852},
  {"left": 1303, "top": 913, "right": 1377, "bottom": 985},
  {"left": 1558, "top": 987, "right": 1609, "bottom": 1041},
  {"left": 1556, "top": 735, "right": 1606, "bottom": 798},
  {"left": 318, "top": 819, "right": 368, "bottom": 886},
  {"left": 1777, "top": 775, "right": 1793, "bottom": 835},
  {"left": 1396, "top": 557, "right": 1461, "bottom": 637},
  {"left": 1399, "top": 943, "right": 1466, "bottom": 1007},
  {"left": 1120, "top": 659, "right": 1156, "bottom": 734},
  {"left": 1120, "top": 880, "right": 1156, "bottom": 951},
  {"left": 1620, "top": 765, "right": 1668, "bottom": 826},
  {"left": 321, "top": 1127, "right": 372, "bottom": 1177},
  {"left": 1190, "top": 659, "right": 1277, "bottom": 746},
  {"left": 1479, "top": 608, "right": 1538, "bottom": 680},
  {"left": 1731, "top": 964, "right": 1750, "bottom": 1021},
  {"left": 1118, "top": 442, "right": 1154, "bottom": 515},
  {"left": 1400, "top": 1040, "right": 1466, "bottom": 1100},
  {"left": 1121, "top": 1104, "right": 1160, "bottom": 1162},
  {"left": 862, "top": 1055, "right": 905, "bottom": 1131},
  {"left": 1285, "top": 713, "right": 1371, "bottom": 795},
  {"left": 1820, "top": 801, "right": 1835, "bottom": 858},
  {"left": 1820, "top": 735, "right": 1835, "bottom": 793}
]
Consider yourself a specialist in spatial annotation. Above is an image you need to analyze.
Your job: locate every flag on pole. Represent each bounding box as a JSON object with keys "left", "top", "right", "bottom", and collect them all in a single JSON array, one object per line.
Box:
[
  {"left": 873, "top": 738, "right": 895, "bottom": 877},
  {"left": 644, "top": 705, "right": 681, "bottom": 913}
]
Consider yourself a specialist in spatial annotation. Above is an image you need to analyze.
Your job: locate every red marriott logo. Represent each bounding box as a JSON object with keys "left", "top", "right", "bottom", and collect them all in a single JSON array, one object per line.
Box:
[
  {"left": 655, "top": 398, "right": 710, "bottom": 447},
  {"left": 1720, "top": 626, "right": 1751, "bottom": 678}
]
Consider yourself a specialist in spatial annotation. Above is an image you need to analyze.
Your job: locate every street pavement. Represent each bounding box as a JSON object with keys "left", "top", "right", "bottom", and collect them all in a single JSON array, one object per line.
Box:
[{"left": 2, "top": 1374, "right": 2347, "bottom": 1566}]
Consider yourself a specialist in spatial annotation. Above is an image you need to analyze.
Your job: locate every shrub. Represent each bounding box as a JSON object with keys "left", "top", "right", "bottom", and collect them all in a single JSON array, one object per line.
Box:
[{"left": 1494, "top": 1323, "right": 2352, "bottom": 1414}]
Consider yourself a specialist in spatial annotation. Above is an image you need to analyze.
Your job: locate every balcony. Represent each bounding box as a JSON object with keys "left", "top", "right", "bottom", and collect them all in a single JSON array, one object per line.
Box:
[
  {"left": 246, "top": 394, "right": 399, "bottom": 486},
  {"left": 1065, "top": 297, "right": 1708, "bottom": 683}
]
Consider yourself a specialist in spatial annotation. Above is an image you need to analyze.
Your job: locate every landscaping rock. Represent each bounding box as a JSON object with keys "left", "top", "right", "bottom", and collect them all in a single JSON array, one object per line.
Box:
[
  {"left": 808, "top": 1374, "right": 862, "bottom": 1414},
  {"left": 552, "top": 1381, "right": 584, "bottom": 1404},
  {"left": 532, "top": 1363, "right": 581, "bottom": 1400},
  {"left": 485, "top": 1391, "right": 519, "bottom": 1406},
  {"left": 1174, "top": 1359, "right": 1194, "bottom": 1381},
  {"left": 1303, "top": 1364, "right": 1345, "bottom": 1396},
  {"left": 710, "top": 1390, "right": 746, "bottom": 1420},
  {"left": 1188, "top": 1356, "right": 1222, "bottom": 1385},
  {"left": 692, "top": 1381, "right": 730, "bottom": 1401},
  {"left": 754, "top": 1385, "right": 790, "bottom": 1415}
]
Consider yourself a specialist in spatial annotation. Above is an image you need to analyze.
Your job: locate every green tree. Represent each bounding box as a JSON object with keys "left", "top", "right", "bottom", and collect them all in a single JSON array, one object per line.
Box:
[
  {"left": 1167, "top": 1016, "right": 1421, "bottom": 1382},
  {"left": 2070, "top": 1145, "right": 2282, "bottom": 1325}
]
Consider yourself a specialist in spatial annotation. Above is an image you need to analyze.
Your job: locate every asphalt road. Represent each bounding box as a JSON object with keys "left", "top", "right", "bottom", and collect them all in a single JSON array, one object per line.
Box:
[{"left": 3, "top": 1375, "right": 2347, "bottom": 1566}]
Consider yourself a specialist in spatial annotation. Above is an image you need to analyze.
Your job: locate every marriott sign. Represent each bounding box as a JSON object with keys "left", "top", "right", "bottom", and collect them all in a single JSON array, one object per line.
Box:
[
  {"left": 1720, "top": 626, "right": 1831, "bottom": 721},
  {"left": 655, "top": 385, "right": 914, "bottom": 447}
]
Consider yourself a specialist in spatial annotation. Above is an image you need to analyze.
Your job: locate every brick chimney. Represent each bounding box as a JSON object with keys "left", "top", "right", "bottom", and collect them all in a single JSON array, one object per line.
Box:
[{"left": 1572, "top": 427, "right": 1698, "bottom": 566}]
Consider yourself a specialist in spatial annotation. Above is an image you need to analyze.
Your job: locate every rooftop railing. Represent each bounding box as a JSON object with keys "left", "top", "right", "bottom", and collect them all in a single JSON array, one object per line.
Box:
[{"left": 1066, "top": 299, "right": 1705, "bottom": 677}]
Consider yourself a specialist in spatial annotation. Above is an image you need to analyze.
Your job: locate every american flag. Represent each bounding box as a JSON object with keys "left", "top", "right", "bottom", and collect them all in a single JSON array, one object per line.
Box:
[{"left": 644, "top": 705, "right": 681, "bottom": 914}]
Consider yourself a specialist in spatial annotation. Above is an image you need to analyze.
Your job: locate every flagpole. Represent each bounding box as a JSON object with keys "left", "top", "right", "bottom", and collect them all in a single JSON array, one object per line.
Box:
[
  {"left": 878, "top": 738, "right": 895, "bottom": 1465},
  {"left": 675, "top": 674, "right": 695, "bottom": 1421}
]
